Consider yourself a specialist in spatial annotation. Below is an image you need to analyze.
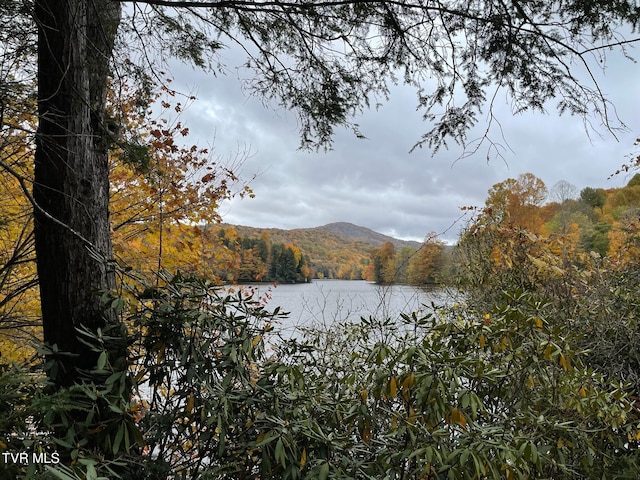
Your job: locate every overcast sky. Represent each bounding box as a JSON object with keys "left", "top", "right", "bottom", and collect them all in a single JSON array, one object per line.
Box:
[{"left": 168, "top": 42, "right": 640, "bottom": 244}]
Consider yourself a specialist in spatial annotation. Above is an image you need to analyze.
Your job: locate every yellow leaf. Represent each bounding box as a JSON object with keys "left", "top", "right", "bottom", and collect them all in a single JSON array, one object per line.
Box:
[
  {"left": 449, "top": 407, "right": 467, "bottom": 427},
  {"left": 526, "top": 375, "right": 535, "bottom": 389},
  {"left": 186, "top": 392, "right": 195, "bottom": 414},
  {"left": 408, "top": 407, "right": 417, "bottom": 425},
  {"left": 559, "top": 353, "right": 571, "bottom": 371},
  {"left": 362, "top": 420, "right": 372, "bottom": 443},
  {"left": 457, "top": 409, "right": 467, "bottom": 428},
  {"left": 401, "top": 372, "right": 416, "bottom": 401},
  {"left": 360, "top": 389, "right": 368, "bottom": 402},
  {"left": 479, "top": 334, "right": 486, "bottom": 348},
  {"left": 300, "top": 448, "right": 307, "bottom": 469},
  {"left": 251, "top": 335, "right": 261, "bottom": 347},
  {"left": 406, "top": 372, "right": 415, "bottom": 388},
  {"left": 534, "top": 317, "right": 543, "bottom": 329},
  {"left": 389, "top": 376, "right": 397, "bottom": 397}
]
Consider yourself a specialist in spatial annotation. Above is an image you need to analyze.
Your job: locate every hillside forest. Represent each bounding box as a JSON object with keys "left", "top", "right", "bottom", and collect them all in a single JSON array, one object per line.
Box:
[{"left": 113, "top": 169, "right": 640, "bottom": 288}]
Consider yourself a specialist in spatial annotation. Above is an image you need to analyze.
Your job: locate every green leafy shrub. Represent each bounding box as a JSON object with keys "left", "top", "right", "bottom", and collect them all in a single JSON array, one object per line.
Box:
[{"left": 4, "top": 269, "right": 640, "bottom": 479}]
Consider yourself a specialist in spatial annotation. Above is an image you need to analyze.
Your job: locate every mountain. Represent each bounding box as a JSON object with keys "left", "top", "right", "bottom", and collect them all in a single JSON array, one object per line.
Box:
[
  {"left": 314, "top": 222, "right": 421, "bottom": 249},
  {"left": 215, "top": 222, "right": 423, "bottom": 280}
]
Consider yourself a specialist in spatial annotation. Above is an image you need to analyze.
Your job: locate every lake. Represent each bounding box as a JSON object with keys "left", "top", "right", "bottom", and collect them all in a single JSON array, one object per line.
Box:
[{"left": 237, "top": 280, "right": 447, "bottom": 337}]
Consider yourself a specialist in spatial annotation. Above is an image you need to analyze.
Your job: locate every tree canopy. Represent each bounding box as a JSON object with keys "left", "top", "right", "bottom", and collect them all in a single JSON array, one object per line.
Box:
[{"left": 112, "top": 0, "right": 640, "bottom": 152}]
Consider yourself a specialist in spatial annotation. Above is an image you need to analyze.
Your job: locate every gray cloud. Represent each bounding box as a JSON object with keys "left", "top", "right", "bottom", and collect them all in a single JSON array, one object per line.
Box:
[{"left": 166, "top": 46, "right": 640, "bottom": 244}]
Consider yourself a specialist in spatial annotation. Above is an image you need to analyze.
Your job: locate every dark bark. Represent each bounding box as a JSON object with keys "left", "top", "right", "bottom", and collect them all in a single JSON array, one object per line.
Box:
[{"left": 34, "top": 0, "right": 121, "bottom": 387}]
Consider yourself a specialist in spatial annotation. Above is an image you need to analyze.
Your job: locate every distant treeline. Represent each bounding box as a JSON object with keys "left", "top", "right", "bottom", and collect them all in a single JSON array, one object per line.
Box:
[
  {"left": 369, "top": 238, "right": 449, "bottom": 285},
  {"left": 213, "top": 225, "right": 450, "bottom": 286},
  {"left": 215, "top": 229, "right": 313, "bottom": 283}
]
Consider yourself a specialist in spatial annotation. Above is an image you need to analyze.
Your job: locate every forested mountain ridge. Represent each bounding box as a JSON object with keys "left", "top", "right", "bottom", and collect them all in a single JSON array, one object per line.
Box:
[
  {"left": 214, "top": 222, "right": 421, "bottom": 280},
  {"left": 223, "top": 222, "right": 419, "bottom": 249},
  {"left": 314, "top": 222, "right": 422, "bottom": 249}
]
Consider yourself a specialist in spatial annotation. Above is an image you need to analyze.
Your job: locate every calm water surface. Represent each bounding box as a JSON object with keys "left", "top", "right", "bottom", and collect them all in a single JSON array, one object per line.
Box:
[{"left": 240, "top": 280, "right": 446, "bottom": 336}]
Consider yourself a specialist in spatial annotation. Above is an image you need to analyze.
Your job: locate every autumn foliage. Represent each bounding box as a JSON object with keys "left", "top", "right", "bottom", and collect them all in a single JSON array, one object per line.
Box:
[
  {"left": 108, "top": 81, "right": 254, "bottom": 282},
  {"left": 0, "top": 80, "right": 255, "bottom": 364},
  {"left": 456, "top": 172, "right": 640, "bottom": 292},
  {"left": 0, "top": 117, "right": 38, "bottom": 363},
  {"left": 4, "top": 83, "right": 640, "bottom": 478}
]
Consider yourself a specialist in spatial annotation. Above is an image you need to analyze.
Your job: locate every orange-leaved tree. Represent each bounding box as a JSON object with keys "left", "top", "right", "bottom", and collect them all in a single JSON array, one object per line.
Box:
[
  {"left": 484, "top": 173, "right": 548, "bottom": 233},
  {"left": 0, "top": 62, "right": 39, "bottom": 364},
  {"left": 0, "top": 121, "right": 40, "bottom": 364},
  {"left": 108, "top": 81, "right": 254, "bottom": 283},
  {"left": 407, "top": 233, "right": 446, "bottom": 285},
  {"left": 0, "top": 79, "right": 253, "bottom": 364}
]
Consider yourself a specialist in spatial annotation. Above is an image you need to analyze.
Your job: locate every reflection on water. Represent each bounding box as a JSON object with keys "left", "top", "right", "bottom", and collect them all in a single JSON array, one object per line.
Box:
[{"left": 239, "top": 279, "right": 447, "bottom": 337}]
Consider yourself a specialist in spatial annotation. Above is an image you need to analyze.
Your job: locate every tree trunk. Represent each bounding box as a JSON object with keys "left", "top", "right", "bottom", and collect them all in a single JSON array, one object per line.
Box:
[{"left": 34, "top": 0, "right": 121, "bottom": 387}]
